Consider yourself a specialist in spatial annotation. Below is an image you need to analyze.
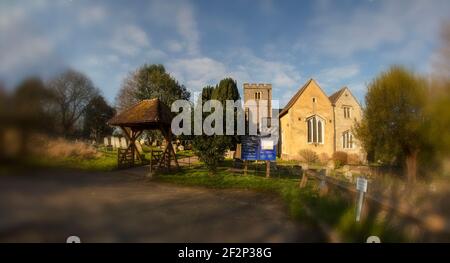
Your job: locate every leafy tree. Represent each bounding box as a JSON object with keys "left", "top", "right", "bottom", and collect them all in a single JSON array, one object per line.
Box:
[
  {"left": 201, "top": 86, "right": 214, "bottom": 104},
  {"left": 13, "top": 77, "right": 57, "bottom": 133},
  {"left": 0, "top": 82, "right": 8, "bottom": 122},
  {"left": 0, "top": 81, "right": 5, "bottom": 99},
  {"left": 211, "top": 78, "right": 240, "bottom": 103},
  {"left": 211, "top": 78, "right": 241, "bottom": 150},
  {"left": 192, "top": 78, "right": 241, "bottom": 174},
  {"left": 192, "top": 86, "right": 226, "bottom": 174},
  {"left": 355, "top": 66, "right": 428, "bottom": 183},
  {"left": 48, "top": 69, "right": 99, "bottom": 136},
  {"left": 4, "top": 77, "right": 57, "bottom": 155},
  {"left": 116, "top": 64, "right": 190, "bottom": 110},
  {"left": 82, "top": 95, "right": 115, "bottom": 142}
]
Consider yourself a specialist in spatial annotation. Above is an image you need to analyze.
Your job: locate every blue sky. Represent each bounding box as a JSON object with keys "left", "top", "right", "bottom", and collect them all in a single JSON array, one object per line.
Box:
[{"left": 1, "top": 0, "right": 449, "bottom": 106}]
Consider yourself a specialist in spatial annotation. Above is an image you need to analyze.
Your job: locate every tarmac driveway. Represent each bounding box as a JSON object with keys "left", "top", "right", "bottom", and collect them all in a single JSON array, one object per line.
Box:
[{"left": 0, "top": 167, "right": 324, "bottom": 242}]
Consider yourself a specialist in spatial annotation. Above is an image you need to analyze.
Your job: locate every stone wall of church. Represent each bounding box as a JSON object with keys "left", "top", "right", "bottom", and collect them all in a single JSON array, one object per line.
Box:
[
  {"left": 280, "top": 82, "right": 365, "bottom": 163},
  {"left": 280, "top": 81, "right": 334, "bottom": 160},
  {"left": 333, "top": 89, "right": 364, "bottom": 160}
]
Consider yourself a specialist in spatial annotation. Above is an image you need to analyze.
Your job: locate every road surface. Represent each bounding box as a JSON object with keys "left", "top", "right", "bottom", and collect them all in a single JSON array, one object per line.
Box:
[{"left": 0, "top": 167, "right": 324, "bottom": 242}]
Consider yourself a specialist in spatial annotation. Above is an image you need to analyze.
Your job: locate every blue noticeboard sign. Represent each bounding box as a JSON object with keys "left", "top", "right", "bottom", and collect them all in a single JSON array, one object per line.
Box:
[
  {"left": 241, "top": 136, "right": 259, "bottom": 160},
  {"left": 241, "top": 136, "right": 277, "bottom": 161}
]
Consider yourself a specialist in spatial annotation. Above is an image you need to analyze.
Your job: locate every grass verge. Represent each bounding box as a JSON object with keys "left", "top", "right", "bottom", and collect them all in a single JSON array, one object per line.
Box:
[
  {"left": 155, "top": 166, "right": 408, "bottom": 242},
  {"left": 22, "top": 149, "right": 118, "bottom": 172}
]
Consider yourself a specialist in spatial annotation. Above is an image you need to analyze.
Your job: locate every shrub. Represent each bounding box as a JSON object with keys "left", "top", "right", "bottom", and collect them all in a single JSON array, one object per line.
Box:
[
  {"left": 333, "top": 151, "right": 348, "bottom": 168},
  {"left": 31, "top": 136, "right": 101, "bottom": 159},
  {"left": 192, "top": 135, "right": 230, "bottom": 174},
  {"left": 299, "top": 149, "right": 319, "bottom": 164},
  {"left": 319, "top": 153, "right": 330, "bottom": 165},
  {"left": 348, "top": 153, "right": 362, "bottom": 165}
]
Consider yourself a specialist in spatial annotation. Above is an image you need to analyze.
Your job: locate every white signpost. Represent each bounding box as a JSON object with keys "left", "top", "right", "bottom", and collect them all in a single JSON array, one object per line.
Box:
[{"left": 355, "top": 177, "right": 368, "bottom": 222}]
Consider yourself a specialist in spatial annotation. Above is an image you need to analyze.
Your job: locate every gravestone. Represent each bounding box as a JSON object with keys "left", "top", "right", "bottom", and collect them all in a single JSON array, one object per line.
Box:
[
  {"left": 345, "top": 171, "right": 353, "bottom": 182},
  {"left": 113, "top": 137, "right": 120, "bottom": 149},
  {"left": 120, "top": 138, "right": 128, "bottom": 149}
]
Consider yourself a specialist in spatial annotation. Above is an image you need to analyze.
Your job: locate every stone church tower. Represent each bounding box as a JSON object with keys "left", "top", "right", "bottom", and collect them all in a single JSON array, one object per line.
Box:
[{"left": 243, "top": 83, "right": 272, "bottom": 133}]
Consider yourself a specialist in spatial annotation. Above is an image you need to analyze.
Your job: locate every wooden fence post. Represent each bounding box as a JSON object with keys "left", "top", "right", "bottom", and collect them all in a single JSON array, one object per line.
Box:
[
  {"left": 300, "top": 169, "right": 308, "bottom": 188},
  {"left": 244, "top": 160, "right": 248, "bottom": 176}
]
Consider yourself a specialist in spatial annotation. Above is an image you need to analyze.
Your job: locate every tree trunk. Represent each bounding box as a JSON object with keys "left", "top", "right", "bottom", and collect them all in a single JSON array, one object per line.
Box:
[{"left": 405, "top": 150, "right": 419, "bottom": 184}]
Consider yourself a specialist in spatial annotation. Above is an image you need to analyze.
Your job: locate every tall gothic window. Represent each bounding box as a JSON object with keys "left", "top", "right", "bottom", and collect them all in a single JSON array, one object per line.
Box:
[
  {"left": 307, "top": 116, "right": 324, "bottom": 144},
  {"left": 342, "top": 131, "right": 353, "bottom": 149}
]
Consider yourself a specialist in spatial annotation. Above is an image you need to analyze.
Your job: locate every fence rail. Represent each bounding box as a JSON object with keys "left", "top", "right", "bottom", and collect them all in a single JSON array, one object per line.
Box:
[{"left": 304, "top": 169, "right": 450, "bottom": 237}]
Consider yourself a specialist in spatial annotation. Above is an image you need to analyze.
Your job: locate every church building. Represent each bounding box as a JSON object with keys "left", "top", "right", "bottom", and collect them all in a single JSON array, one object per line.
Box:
[{"left": 279, "top": 79, "right": 364, "bottom": 162}]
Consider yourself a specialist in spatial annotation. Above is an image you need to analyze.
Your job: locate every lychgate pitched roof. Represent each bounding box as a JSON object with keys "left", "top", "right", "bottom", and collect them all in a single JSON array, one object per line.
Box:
[{"left": 108, "top": 98, "right": 173, "bottom": 128}]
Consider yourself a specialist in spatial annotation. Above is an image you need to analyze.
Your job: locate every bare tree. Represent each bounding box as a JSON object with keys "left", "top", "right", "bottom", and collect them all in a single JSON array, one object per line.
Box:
[
  {"left": 115, "top": 69, "right": 140, "bottom": 112},
  {"left": 48, "top": 69, "right": 99, "bottom": 136}
]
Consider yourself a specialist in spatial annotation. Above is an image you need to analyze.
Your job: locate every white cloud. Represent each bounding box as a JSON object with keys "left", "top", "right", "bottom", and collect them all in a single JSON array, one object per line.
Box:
[
  {"left": 0, "top": 1, "right": 56, "bottom": 77},
  {"left": 166, "top": 52, "right": 303, "bottom": 106},
  {"left": 176, "top": 5, "right": 199, "bottom": 54},
  {"left": 167, "top": 40, "right": 184, "bottom": 53},
  {"left": 145, "top": 49, "right": 167, "bottom": 61},
  {"left": 167, "top": 57, "right": 227, "bottom": 92},
  {"left": 149, "top": 0, "right": 200, "bottom": 55},
  {"left": 231, "top": 50, "right": 302, "bottom": 91},
  {"left": 0, "top": 36, "right": 53, "bottom": 74},
  {"left": 78, "top": 5, "right": 107, "bottom": 26},
  {"left": 0, "top": 5, "right": 26, "bottom": 32},
  {"left": 310, "top": 0, "right": 450, "bottom": 58},
  {"left": 109, "top": 25, "right": 150, "bottom": 56},
  {"left": 318, "top": 64, "right": 360, "bottom": 85}
]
